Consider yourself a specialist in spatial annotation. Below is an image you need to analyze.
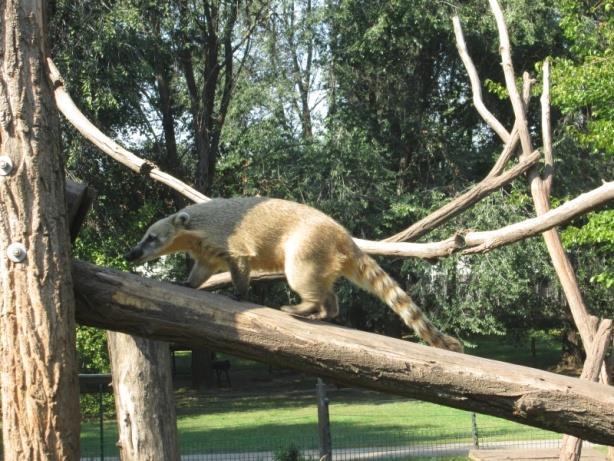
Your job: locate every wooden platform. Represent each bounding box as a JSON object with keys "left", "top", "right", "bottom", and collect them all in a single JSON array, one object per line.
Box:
[{"left": 469, "top": 447, "right": 606, "bottom": 460}]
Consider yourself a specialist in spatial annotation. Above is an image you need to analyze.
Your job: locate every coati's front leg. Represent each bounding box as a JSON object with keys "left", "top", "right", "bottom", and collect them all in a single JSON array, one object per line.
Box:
[
  {"left": 186, "top": 260, "right": 213, "bottom": 288},
  {"left": 228, "top": 257, "right": 251, "bottom": 300}
]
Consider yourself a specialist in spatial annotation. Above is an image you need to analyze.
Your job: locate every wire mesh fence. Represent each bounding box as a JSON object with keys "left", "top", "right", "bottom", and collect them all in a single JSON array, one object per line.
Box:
[{"left": 79, "top": 393, "right": 564, "bottom": 461}]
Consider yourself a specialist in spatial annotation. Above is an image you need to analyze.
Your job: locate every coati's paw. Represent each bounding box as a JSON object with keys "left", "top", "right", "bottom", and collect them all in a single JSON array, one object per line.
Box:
[
  {"left": 280, "top": 305, "right": 328, "bottom": 320},
  {"left": 280, "top": 305, "right": 299, "bottom": 314},
  {"left": 280, "top": 305, "right": 317, "bottom": 317},
  {"left": 174, "top": 280, "right": 193, "bottom": 288},
  {"left": 305, "top": 312, "right": 329, "bottom": 320},
  {"left": 228, "top": 292, "right": 245, "bottom": 302}
]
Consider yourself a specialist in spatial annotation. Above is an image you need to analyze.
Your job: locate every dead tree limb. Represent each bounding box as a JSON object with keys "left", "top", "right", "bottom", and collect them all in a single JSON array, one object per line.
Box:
[
  {"left": 452, "top": 16, "right": 510, "bottom": 143},
  {"left": 364, "top": 181, "right": 613, "bottom": 257},
  {"left": 490, "top": 1, "right": 603, "bottom": 353},
  {"left": 482, "top": 1, "right": 613, "bottom": 456},
  {"left": 541, "top": 60, "right": 554, "bottom": 195},
  {"left": 383, "top": 17, "right": 536, "bottom": 245},
  {"left": 46, "top": 59, "right": 209, "bottom": 204},
  {"left": 384, "top": 149, "right": 539, "bottom": 242},
  {"left": 71, "top": 261, "right": 614, "bottom": 445}
]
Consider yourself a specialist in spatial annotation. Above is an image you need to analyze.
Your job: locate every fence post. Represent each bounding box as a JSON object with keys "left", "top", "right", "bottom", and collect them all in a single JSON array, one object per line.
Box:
[
  {"left": 471, "top": 412, "right": 480, "bottom": 449},
  {"left": 317, "top": 378, "right": 332, "bottom": 461},
  {"left": 99, "top": 383, "right": 105, "bottom": 461}
]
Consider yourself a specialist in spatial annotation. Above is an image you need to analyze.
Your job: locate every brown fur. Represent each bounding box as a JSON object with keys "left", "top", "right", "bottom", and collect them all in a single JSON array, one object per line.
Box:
[{"left": 126, "top": 197, "right": 463, "bottom": 352}]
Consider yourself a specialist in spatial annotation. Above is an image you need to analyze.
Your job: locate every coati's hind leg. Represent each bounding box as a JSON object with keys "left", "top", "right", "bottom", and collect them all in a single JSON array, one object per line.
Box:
[{"left": 280, "top": 243, "right": 340, "bottom": 320}]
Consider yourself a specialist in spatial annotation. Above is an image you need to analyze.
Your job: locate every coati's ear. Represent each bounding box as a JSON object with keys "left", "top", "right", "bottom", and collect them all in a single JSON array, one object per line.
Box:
[{"left": 173, "top": 211, "right": 191, "bottom": 227}]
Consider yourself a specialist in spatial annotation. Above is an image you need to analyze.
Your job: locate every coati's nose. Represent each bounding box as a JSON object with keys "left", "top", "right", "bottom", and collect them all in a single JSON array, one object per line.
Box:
[{"left": 124, "top": 247, "right": 143, "bottom": 262}]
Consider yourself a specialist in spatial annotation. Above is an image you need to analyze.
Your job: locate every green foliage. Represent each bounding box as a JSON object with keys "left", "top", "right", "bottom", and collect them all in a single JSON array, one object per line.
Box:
[
  {"left": 76, "top": 327, "right": 110, "bottom": 373},
  {"left": 551, "top": 0, "right": 613, "bottom": 155},
  {"left": 75, "top": 326, "right": 115, "bottom": 419},
  {"left": 562, "top": 210, "right": 614, "bottom": 292},
  {"left": 402, "top": 187, "right": 561, "bottom": 340},
  {"left": 274, "top": 444, "right": 307, "bottom": 461}
]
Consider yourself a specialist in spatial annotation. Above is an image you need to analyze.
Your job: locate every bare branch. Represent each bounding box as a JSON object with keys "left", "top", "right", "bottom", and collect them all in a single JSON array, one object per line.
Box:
[
  {"left": 385, "top": 19, "right": 538, "bottom": 245},
  {"left": 452, "top": 16, "right": 510, "bottom": 143},
  {"left": 541, "top": 59, "right": 554, "bottom": 194},
  {"left": 47, "top": 59, "right": 210, "bottom": 204},
  {"left": 489, "top": 0, "right": 533, "bottom": 156},
  {"left": 487, "top": 76, "right": 533, "bottom": 177},
  {"left": 462, "top": 181, "right": 613, "bottom": 254},
  {"left": 487, "top": 4, "right": 612, "bottom": 432},
  {"left": 384, "top": 150, "right": 541, "bottom": 242}
]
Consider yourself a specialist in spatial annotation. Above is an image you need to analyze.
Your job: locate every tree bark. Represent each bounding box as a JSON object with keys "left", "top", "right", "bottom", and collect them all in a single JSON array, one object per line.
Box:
[
  {"left": 0, "top": 1, "right": 80, "bottom": 458},
  {"left": 72, "top": 261, "right": 614, "bottom": 445},
  {"left": 107, "top": 331, "right": 180, "bottom": 461}
]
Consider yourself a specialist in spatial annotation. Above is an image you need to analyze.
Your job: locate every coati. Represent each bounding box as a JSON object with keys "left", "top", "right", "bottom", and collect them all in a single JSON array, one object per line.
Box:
[{"left": 125, "top": 197, "right": 463, "bottom": 352}]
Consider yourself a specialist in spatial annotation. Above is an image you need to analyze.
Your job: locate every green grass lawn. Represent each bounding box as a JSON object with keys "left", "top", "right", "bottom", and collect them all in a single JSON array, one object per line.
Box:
[
  {"left": 80, "top": 333, "right": 565, "bottom": 457},
  {"left": 81, "top": 389, "right": 558, "bottom": 456}
]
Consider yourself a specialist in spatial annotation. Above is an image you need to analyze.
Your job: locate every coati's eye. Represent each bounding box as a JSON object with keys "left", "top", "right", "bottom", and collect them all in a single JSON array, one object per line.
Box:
[{"left": 146, "top": 234, "right": 157, "bottom": 243}]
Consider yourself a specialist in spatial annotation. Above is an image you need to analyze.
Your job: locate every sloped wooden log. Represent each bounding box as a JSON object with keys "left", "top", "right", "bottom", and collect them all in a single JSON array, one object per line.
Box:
[{"left": 72, "top": 261, "right": 614, "bottom": 445}]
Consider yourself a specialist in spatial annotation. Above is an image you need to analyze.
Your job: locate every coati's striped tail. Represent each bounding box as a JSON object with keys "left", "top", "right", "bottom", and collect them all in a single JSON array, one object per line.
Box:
[{"left": 347, "top": 252, "right": 463, "bottom": 352}]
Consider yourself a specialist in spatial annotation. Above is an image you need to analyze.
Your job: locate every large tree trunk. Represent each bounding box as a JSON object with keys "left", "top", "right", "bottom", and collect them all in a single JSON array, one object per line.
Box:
[
  {"left": 0, "top": 1, "right": 80, "bottom": 458},
  {"left": 108, "top": 332, "right": 180, "bottom": 461},
  {"left": 73, "top": 261, "right": 614, "bottom": 445}
]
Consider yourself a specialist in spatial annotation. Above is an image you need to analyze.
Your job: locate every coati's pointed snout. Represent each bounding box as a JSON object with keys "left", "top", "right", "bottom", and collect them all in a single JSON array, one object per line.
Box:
[{"left": 124, "top": 247, "right": 144, "bottom": 263}]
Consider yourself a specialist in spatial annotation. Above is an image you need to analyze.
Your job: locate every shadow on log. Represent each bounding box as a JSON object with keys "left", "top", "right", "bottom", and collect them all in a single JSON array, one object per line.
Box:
[{"left": 72, "top": 261, "right": 614, "bottom": 445}]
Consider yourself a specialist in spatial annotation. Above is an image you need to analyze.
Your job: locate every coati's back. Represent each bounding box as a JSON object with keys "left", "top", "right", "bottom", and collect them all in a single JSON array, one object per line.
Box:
[{"left": 181, "top": 197, "right": 352, "bottom": 272}]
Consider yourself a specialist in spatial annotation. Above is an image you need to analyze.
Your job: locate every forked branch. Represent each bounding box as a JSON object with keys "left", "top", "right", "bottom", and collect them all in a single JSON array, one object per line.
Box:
[
  {"left": 386, "top": 20, "right": 534, "bottom": 243},
  {"left": 452, "top": 16, "right": 510, "bottom": 143}
]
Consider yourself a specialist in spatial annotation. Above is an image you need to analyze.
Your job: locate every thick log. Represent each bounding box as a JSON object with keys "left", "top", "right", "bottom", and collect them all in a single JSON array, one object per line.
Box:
[{"left": 72, "top": 261, "right": 614, "bottom": 445}]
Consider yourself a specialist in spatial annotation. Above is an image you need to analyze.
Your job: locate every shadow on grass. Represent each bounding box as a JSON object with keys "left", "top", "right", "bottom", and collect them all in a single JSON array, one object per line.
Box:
[
  {"left": 80, "top": 418, "right": 473, "bottom": 456},
  {"left": 177, "top": 421, "right": 473, "bottom": 454},
  {"left": 174, "top": 385, "right": 422, "bottom": 416}
]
